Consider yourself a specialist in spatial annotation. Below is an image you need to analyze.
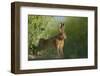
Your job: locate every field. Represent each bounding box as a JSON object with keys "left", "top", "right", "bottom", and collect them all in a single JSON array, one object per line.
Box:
[{"left": 28, "top": 15, "right": 88, "bottom": 60}]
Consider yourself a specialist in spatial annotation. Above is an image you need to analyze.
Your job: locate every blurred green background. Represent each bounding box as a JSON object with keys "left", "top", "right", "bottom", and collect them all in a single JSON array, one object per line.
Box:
[{"left": 28, "top": 15, "right": 88, "bottom": 60}]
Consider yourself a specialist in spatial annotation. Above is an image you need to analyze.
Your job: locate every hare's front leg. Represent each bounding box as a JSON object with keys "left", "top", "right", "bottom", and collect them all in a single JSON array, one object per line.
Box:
[
  {"left": 59, "top": 41, "right": 64, "bottom": 58},
  {"left": 57, "top": 49, "right": 60, "bottom": 57},
  {"left": 56, "top": 45, "right": 60, "bottom": 57},
  {"left": 59, "top": 47, "right": 64, "bottom": 58},
  {"left": 56, "top": 44, "right": 64, "bottom": 57}
]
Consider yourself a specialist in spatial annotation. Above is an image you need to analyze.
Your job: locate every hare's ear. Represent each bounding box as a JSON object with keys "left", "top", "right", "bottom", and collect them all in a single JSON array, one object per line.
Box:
[
  {"left": 59, "top": 23, "right": 64, "bottom": 32},
  {"left": 59, "top": 23, "right": 62, "bottom": 32},
  {"left": 62, "top": 23, "right": 64, "bottom": 27}
]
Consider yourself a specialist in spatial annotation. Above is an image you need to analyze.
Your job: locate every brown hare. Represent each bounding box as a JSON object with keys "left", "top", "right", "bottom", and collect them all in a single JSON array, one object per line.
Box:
[{"left": 37, "top": 23, "right": 67, "bottom": 58}]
